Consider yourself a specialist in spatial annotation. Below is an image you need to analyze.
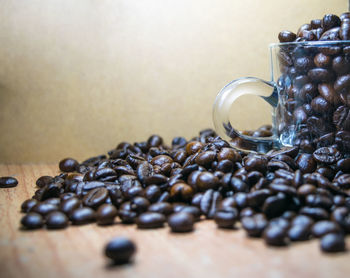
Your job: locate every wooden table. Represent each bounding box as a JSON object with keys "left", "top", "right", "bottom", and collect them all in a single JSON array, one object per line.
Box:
[{"left": 1, "top": 164, "right": 350, "bottom": 278}]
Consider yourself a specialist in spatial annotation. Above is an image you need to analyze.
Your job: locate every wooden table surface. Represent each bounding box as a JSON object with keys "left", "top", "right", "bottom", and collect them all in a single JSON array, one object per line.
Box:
[{"left": 1, "top": 164, "right": 350, "bottom": 278}]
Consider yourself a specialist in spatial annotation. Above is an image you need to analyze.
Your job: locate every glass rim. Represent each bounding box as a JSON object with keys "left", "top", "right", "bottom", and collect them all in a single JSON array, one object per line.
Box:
[{"left": 269, "top": 40, "right": 350, "bottom": 48}]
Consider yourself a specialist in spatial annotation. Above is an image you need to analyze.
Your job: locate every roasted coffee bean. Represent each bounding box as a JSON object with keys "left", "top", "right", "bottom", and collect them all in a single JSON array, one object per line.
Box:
[
  {"left": 263, "top": 224, "right": 288, "bottom": 246},
  {"left": 168, "top": 212, "right": 194, "bottom": 233},
  {"left": 130, "top": 197, "right": 150, "bottom": 214},
  {"left": 46, "top": 211, "right": 69, "bottom": 229},
  {"left": 59, "top": 197, "right": 81, "bottom": 215},
  {"left": 300, "top": 207, "right": 329, "bottom": 221},
  {"left": 148, "top": 202, "right": 173, "bottom": 216},
  {"left": 36, "top": 176, "right": 54, "bottom": 188},
  {"left": 105, "top": 237, "right": 136, "bottom": 264},
  {"left": 320, "top": 233, "right": 346, "bottom": 253},
  {"left": 200, "top": 189, "right": 222, "bottom": 219},
  {"left": 177, "top": 206, "right": 201, "bottom": 221},
  {"left": 262, "top": 195, "right": 288, "bottom": 219},
  {"left": 59, "top": 158, "right": 79, "bottom": 172},
  {"left": 311, "top": 220, "right": 341, "bottom": 238},
  {"left": 334, "top": 74, "right": 350, "bottom": 92},
  {"left": 70, "top": 207, "right": 96, "bottom": 225},
  {"left": 243, "top": 155, "right": 268, "bottom": 174},
  {"left": 288, "top": 224, "right": 311, "bottom": 241},
  {"left": 21, "top": 199, "right": 39, "bottom": 213},
  {"left": 296, "top": 154, "right": 317, "bottom": 173},
  {"left": 196, "top": 172, "right": 219, "bottom": 191},
  {"left": 170, "top": 183, "right": 194, "bottom": 202},
  {"left": 331, "top": 207, "right": 350, "bottom": 232},
  {"left": 333, "top": 106, "right": 350, "bottom": 131},
  {"left": 217, "top": 148, "right": 241, "bottom": 162},
  {"left": 21, "top": 212, "right": 44, "bottom": 229},
  {"left": 214, "top": 207, "right": 238, "bottom": 229},
  {"left": 311, "top": 96, "right": 332, "bottom": 114},
  {"left": 32, "top": 203, "right": 58, "bottom": 216},
  {"left": 0, "top": 176, "right": 18, "bottom": 188},
  {"left": 97, "top": 204, "right": 118, "bottom": 225},
  {"left": 335, "top": 174, "right": 350, "bottom": 189},
  {"left": 278, "top": 31, "right": 297, "bottom": 42},
  {"left": 314, "top": 53, "right": 331, "bottom": 68},
  {"left": 136, "top": 212, "right": 166, "bottom": 229},
  {"left": 241, "top": 214, "right": 268, "bottom": 237},
  {"left": 147, "top": 135, "right": 163, "bottom": 147},
  {"left": 83, "top": 188, "right": 108, "bottom": 208},
  {"left": 151, "top": 155, "right": 173, "bottom": 166},
  {"left": 195, "top": 151, "right": 216, "bottom": 167},
  {"left": 318, "top": 84, "right": 340, "bottom": 105},
  {"left": 144, "top": 185, "right": 161, "bottom": 203},
  {"left": 313, "top": 147, "right": 341, "bottom": 164},
  {"left": 247, "top": 189, "right": 271, "bottom": 208}
]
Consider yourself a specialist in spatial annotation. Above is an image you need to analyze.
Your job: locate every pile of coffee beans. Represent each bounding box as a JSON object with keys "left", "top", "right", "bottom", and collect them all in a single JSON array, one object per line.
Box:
[
  {"left": 276, "top": 13, "right": 350, "bottom": 153},
  {"left": 19, "top": 127, "right": 349, "bottom": 253}
]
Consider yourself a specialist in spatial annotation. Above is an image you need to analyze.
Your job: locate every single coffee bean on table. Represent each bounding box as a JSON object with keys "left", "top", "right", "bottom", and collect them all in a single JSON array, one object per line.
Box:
[
  {"left": 0, "top": 176, "right": 18, "bottom": 188},
  {"left": 105, "top": 237, "right": 136, "bottom": 264}
]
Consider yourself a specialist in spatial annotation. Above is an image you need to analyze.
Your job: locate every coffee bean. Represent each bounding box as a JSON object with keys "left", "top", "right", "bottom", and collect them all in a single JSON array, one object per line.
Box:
[
  {"left": 214, "top": 207, "right": 238, "bottom": 229},
  {"left": 300, "top": 207, "right": 329, "bottom": 221},
  {"left": 46, "top": 211, "right": 69, "bottom": 229},
  {"left": 178, "top": 206, "right": 201, "bottom": 221},
  {"left": 243, "top": 155, "right": 268, "bottom": 173},
  {"left": 334, "top": 74, "right": 350, "bottom": 92},
  {"left": 148, "top": 202, "right": 173, "bottom": 216},
  {"left": 21, "top": 199, "right": 39, "bottom": 213},
  {"left": 311, "top": 220, "right": 341, "bottom": 238},
  {"left": 136, "top": 212, "right": 166, "bottom": 229},
  {"left": 313, "top": 147, "right": 341, "bottom": 164},
  {"left": 83, "top": 188, "right": 108, "bottom": 208},
  {"left": 130, "top": 197, "right": 150, "bottom": 214},
  {"left": 97, "top": 204, "right": 118, "bottom": 225},
  {"left": 333, "top": 106, "right": 350, "bottom": 131},
  {"left": 70, "top": 207, "right": 96, "bottom": 225},
  {"left": 331, "top": 207, "right": 350, "bottom": 232},
  {"left": 168, "top": 212, "right": 194, "bottom": 233},
  {"left": 200, "top": 189, "right": 222, "bottom": 219},
  {"left": 59, "top": 197, "right": 81, "bottom": 215},
  {"left": 278, "top": 31, "right": 297, "bottom": 42},
  {"left": 320, "top": 233, "right": 346, "bottom": 253},
  {"left": 288, "top": 223, "right": 311, "bottom": 241},
  {"left": 322, "top": 14, "right": 341, "bottom": 30},
  {"left": 318, "top": 83, "right": 340, "bottom": 105},
  {"left": 314, "top": 53, "right": 332, "bottom": 68},
  {"left": 32, "top": 203, "right": 58, "bottom": 216},
  {"left": 262, "top": 195, "right": 288, "bottom": 219},
  {"left": 241, "top": 214, "right": 268, "bottom": 237},
  {"left": 196, "top": 172, "right": 219, "bottom": 191},
  {"left": 59, "top": 158, "right": 79, "bottom": 172},
  {"left": 308, "top": 68, "right": 334, "bottom": 83},
  {"left": 263, "top": 224, "right": 288, "bottom": 246},
  {"left": 195, "top": 151, "right": 216, "bottom": 167},
  {"left": 36, "top": 176, "right": 54, "bottom": 188},
  {"left": 296, "top": 154, "right": 317, "bottom": 173},
  {"left": 21, "top": 212, "right": 44, "bottom": 229},
  {"left": 0, "top": 176, "right": 18, "bottom": 188},
  {"left": 105, "top": 237, "right": 136, "bottom": 264},
  {"left": 170, "top": 183, "right": 194, "bottom": 202}
]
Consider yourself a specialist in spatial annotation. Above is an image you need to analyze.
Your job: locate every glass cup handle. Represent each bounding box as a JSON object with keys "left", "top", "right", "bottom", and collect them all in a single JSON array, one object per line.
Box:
[{"left": 212, "top": 77, "right": 279, "bottom": 153}]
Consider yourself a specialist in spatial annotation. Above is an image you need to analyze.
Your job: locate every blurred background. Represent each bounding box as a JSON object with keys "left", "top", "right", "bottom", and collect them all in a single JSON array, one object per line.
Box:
[{"left": 0, "top": 0, "right": 347, "bottom": 163}]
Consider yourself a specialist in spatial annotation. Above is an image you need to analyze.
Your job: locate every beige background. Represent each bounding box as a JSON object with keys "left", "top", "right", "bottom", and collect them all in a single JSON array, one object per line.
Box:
[{"left": 0, "top": 0, "right": 347, "bottom": 163}]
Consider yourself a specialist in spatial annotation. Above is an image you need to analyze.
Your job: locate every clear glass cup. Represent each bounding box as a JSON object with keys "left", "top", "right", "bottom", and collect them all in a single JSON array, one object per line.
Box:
[{"left": 213, "top": 41, "right": 350, "bottom": 153}]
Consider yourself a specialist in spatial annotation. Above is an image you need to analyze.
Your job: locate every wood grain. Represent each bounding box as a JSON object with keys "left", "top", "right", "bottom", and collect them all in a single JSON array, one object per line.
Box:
[{"left": 1, "top": 164, "right": 350, "bottom": 278}]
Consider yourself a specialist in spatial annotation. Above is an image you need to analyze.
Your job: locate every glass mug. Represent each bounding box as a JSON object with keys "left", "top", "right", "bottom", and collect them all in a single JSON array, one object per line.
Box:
[{"left": 213, "top": 41, "right": 350, "bottom": 153}]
